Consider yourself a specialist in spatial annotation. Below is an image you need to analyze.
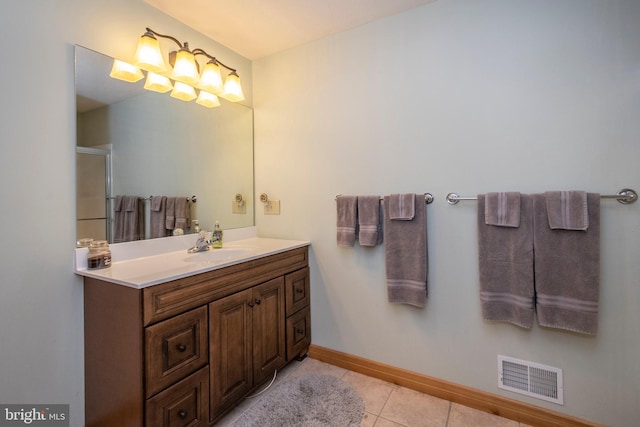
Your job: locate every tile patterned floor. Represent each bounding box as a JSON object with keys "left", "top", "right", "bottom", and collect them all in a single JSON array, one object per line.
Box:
[{"left": 215, "top": 357, "right": 533, "bottom": 426}]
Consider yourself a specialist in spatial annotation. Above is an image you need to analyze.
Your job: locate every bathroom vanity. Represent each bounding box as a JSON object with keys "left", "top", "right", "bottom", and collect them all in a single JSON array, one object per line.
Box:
[{"left": 76, "top": 235, "right": 310, "bottom": 427}]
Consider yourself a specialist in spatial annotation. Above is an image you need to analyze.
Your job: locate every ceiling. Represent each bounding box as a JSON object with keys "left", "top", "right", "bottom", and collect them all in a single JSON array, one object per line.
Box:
[{"left": 143, "top": 0, "right": 437, "bottom": 60}]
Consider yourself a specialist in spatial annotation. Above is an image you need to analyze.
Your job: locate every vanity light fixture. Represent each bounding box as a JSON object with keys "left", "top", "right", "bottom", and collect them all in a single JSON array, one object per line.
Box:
[{"left": 110, "top": 27, "right": 245, "bottom": 107}]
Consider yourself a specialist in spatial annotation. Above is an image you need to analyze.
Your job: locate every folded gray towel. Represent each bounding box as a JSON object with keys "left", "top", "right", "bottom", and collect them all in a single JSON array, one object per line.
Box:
[
  {"left": 544, "top": 191, "right": 589, "bottom": 230},
  {"left": 358, "top": 196, "right": 383, "bottom": 246},
  {"left": 383, "top": 194, "right": 428, "bottom": 307},
  {"left": 336, "top": 195, "right": 358, "bottom": 247},
  {"left": 388, "top": 193, "right": 415, "bottom": 220},
  {"left": 485, "top": 192, "right": 521, "bottom": 227},
  {"left": 150, "top": 196, "right": 168, "bottom": 239},
  {"left": 533, "top": 193, "right": 600, "bottom": 335},
  {"left": 174, "top": 197, "right": 191, "bottom": 231},
  {"left": 478, "top": 194, "right": 534, "bottom": 329}
]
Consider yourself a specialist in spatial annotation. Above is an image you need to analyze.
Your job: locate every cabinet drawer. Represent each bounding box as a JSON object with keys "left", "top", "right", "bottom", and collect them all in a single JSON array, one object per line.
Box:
[
  {"left": 146, "top": 366, "right": 209, "bottom": 427},
  {"left": 285, "top": 267, "right": 310, "bottom": 316},
  {"left": 286, "top": 306, "right": 311, "bottom": 360},
  {"left": 146, "top": 306, "right": 208, "bottom": 398}
]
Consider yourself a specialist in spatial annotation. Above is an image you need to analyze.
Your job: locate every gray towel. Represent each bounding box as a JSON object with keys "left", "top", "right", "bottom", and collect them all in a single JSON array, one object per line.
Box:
[
  {"left": 478, "top": 194, "right": 534, "bottom": 329},
  {"left": 174, "top": 197, "right": 191, "bottom": 231},
  {"left": 150, "top": 196, "right": 169, "bottom": 239},
  {"left": 383, "top": 194, "right": 428, "bottom": 307},
  {"left": 114, "top": 195, "right": 144, "bottom": 243},
  {"left": 358, "top": 196, "right": 383, "bottom": 246},
  {"left": 485, "top": 192, "right": 521, "bottom": 227},
  {"left": 388, "top": 193, "right": 415, "bottom": 220},
  {"left": 336, "top": 195, "right": 358, "bottom": 247},
  {"left": 544, "top": 191, "right": 589, "bottom": 230},
  {"left": 165, "top": 197, "right": 176, "bottom": 230},
  {"left": 533, "top": 193, "right": 600, "bottom": 335}
]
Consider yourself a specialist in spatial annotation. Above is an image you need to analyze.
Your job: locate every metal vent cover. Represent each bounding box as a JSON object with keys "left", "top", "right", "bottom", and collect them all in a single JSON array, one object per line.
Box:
[{"left": 498, "top": 355, "right": 563, "bottom": 405}]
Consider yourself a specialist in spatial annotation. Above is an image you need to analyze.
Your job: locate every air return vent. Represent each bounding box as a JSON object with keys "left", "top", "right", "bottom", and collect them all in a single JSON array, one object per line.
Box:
[{"left": 497, "top": 355, "right": 563, "bottom": 405}]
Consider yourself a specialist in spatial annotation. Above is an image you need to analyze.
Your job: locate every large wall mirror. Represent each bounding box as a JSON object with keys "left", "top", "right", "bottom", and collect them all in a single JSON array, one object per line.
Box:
[{"left": 75, "top": 45, "right": 254, "bottom": 244}]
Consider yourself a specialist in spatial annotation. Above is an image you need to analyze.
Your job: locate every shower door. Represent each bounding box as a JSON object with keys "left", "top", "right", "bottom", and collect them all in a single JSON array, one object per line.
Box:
[{"left": 76, "top": 147, "right": 111, "bottom": 243}]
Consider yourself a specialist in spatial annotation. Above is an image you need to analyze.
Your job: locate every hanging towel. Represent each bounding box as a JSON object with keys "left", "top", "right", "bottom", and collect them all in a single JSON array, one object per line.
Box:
[
  {"left": 165, "top": 197, "right": 176, "bottom": 230},
  {"left": 113, "top": 196, "right": 144, "bottom": 243},
  {"left": 533, "top": 193, "right": 600, "bottom": 335},
  {"left": 477, "top": 194, "right": 534, "bottom": 329},
  {"left": 336, "top": 195, "right": 358, "bottom": 247},
  {"left": 388, "top": 193, "right": 415, "bottom": 220},
  {"left": 150, "top": 196, "right": 168, "bottom": 239},
  {"left": 485, "top": 192, "right": 521, "bottom": 227},
  {"left": 358, "top": 196, "right": 383, "bottom": 246},
  {"left": 174, "top": 197, "right": 191, "bottom": 231},
  {"left": 544, "top": 191, "right": 589, "bottom": 230},
  {"left": 383, "top": 194, "right": 428, "bottom": 307}
]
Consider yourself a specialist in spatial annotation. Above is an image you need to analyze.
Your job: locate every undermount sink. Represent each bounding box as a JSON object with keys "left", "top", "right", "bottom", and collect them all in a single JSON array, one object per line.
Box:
[{"left": 183, "top": 247, "right": 253, "bottom": 264}]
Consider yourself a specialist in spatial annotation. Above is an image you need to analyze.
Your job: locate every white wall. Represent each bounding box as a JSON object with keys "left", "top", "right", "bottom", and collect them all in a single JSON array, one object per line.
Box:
[
  {"left": 0, "top": 1, "right": 251, "bottom": 426},
  {"left": 253, "top": 0, "right": 640, "bottom": 425}
]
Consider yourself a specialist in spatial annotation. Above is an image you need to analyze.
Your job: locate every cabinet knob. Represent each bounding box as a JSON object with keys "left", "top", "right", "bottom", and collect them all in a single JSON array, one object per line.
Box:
[
  {"left": 255, "top": 299, "right": 261, "bottom": 305},
  {"left": 178, "top": 410, "right": 187, "bottom": 419},
  {"left": 177, "top": 344, "right": 187, "bottom": 352},
  {"left": 296, "top": 288, "right": 304, "bottom": 294},
  {"left": 248, "top": 301, "right": 255, "bottom": 308},
  {"left": 296, "top": 328, "right": 304, "bottom": 334}
]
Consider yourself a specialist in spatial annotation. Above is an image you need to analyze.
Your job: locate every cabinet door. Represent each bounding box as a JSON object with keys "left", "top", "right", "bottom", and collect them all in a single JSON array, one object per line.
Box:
[
  {"left": 209, "top": 289, "right": 253, "bottom": 420},
  {"left": 252, "top": 277, "right": 286, "bottom": 385}
]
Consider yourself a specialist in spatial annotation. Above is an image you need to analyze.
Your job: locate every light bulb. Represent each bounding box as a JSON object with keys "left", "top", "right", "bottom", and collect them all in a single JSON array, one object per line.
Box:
[
  {"left": 196, "top": 90, "right": 221, "bottom": 108},
  {"left": 109, "top": 59, "right": 144, "bottom": 82},
  {"left": 134, "top": 33, "right": 166, "bottom": 73},
  {"left": 170, "top": 82, "right": 197, "bottom": 101},
  {"left": 143, "top": 72, "right": 173, "bottom": 93},
  {"left": 222, "top": 72, "right": 245, "bottom": 102}
]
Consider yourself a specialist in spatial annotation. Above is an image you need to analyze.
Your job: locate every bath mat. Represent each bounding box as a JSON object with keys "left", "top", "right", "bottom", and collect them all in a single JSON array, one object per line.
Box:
[{"left": 233, "top": 373, "right": 365, "bottom": 426}]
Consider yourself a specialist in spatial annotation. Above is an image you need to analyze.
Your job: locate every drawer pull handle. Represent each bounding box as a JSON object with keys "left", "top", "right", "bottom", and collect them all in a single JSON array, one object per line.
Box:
[
  {"left": 248, "top": 301, "right": 255, "bottom": 308},
  {"left": 177, "top": 344, "right": 187, "bottom": 352},
  {"left": 255, "top": 299, "right": 261, "bottom": 305},
  {"left": 296, "top": 328, "right": 304, "bottom": 334},
  {"left": 296, "top": 288, "right": 304, "bottom": 294},
  {"left": 178, "top": 410, "right": 187, "bottom": 419}
]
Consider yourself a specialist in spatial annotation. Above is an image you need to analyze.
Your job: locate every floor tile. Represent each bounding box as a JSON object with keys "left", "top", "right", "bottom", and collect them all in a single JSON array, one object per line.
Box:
[
  {"left": 447, "top": 403, "right": 519, "bottom": 427},
  {"left": 360, "top": 412, "right": 378, "bottom": 427},
  {"left": 342, "top": 370, "right": 396, "bottom": 415},
  {"left": 379, "top": 386, "right": 450, "bottom": 427},
  {"left": 373, "top": 417, "right": 407, "bottom": 427}
]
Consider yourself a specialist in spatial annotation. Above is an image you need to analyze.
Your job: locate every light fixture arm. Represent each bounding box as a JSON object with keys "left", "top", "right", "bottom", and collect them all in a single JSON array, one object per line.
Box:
[
  {"left": 192, "top": 48, "right": 237, "bottom": 74},
  {"left": 145, "top": 27, "right": 186, "bottom": 50}
]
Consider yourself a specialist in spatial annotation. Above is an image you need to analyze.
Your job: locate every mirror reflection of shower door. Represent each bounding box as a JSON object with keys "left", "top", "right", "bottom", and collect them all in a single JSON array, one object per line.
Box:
[{"left": 76, "top": 147, "right": 111, "bottom": 243}]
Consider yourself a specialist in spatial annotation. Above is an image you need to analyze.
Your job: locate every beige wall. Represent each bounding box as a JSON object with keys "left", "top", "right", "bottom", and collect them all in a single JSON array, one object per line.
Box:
[{"left": 253, "top": 1, "right": 640, "bottom": 425}]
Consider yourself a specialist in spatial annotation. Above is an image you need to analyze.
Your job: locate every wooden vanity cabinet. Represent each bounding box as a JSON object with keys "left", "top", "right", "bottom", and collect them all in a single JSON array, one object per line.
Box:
[
  {"left": 209, "top": 277, "right": 286, "bottom": 419},
  {"left": 84, "top": 246, "right": 309, "bottom": 427}
]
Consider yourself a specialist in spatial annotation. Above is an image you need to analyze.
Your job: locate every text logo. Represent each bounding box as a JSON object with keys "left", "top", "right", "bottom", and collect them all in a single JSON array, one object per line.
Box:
[{"left": 0, "top": 405, "right": 69, "bottom": 426}]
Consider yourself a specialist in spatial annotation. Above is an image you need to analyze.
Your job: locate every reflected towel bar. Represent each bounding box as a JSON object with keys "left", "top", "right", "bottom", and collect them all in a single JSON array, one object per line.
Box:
[
  {"left": 335, "top": 193, "right": 434, "bottom": 204},
  {"left": 446, "top": 189, "right": 637, "bottom": 205},
  {"left": 108, "top": 195, "right": 197, "bottom": 203}
]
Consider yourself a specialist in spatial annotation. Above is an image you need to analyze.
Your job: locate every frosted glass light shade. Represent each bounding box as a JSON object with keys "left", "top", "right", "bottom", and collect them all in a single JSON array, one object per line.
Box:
[
  {"left": 171, "top": 50, "right": 200, "bottom": 85},
  {"left": 134, "top": 34, "right": 166, "bottom": 73},
  {"left": 170, "top": 82, "right": 197, "bottom": 101},
  {"left": 196, "top": 90, "right": 221, "bottom": 108},
  {"left": 143, "top": 72, "right": 173, "bottom": 93},
  {"left": 222, "top": 72, "right": 245, "bottom": 102},
  {"left": 109, "top": 60, "right": 144, "bottom": 82},
  {"left": 199, "top": 61, "right": 224, "bottom": 95}
]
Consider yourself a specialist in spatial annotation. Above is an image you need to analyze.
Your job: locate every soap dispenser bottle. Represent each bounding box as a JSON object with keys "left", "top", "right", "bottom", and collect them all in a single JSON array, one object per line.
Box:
[{"left": 212, "top": 221, "right": 223, "bottom": 248}]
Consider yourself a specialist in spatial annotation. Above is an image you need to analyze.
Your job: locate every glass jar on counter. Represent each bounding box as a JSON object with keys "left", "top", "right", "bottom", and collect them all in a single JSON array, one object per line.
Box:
[{"left": 88, "top": 240, "right": 111, "bottom": 270}]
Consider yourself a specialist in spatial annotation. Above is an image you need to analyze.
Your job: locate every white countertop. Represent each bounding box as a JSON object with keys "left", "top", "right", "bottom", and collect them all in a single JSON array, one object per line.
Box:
[{"left": 74, "top": 229, "right": 309, "bottom": 289}]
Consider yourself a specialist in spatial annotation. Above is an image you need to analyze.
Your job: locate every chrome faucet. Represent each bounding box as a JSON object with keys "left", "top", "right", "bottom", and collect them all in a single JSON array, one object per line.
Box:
[{"left": 187, "top": 231, "right": 213, "bottom": 253}]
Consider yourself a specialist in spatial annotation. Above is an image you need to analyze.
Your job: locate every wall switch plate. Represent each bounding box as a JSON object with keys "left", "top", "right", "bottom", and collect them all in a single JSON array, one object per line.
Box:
[
  {"left": 264, "top": 200, "right": 280, "bottom": 215},
  {"left": 232, "top": 201, "right": 246, "bottom": 214}
]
